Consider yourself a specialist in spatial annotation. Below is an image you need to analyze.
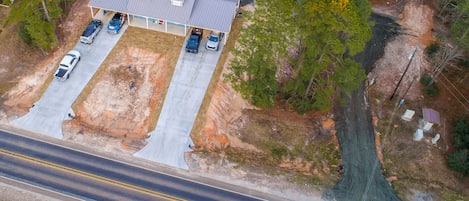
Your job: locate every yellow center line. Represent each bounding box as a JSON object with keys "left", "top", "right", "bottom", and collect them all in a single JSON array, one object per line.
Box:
[{"left": 0, "top": 148, "right": 186, "bottom": 201}]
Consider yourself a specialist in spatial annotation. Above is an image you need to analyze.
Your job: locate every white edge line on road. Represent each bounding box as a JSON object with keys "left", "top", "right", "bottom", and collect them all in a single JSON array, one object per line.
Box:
[
  {"left": 0, "top": 175, "right": 83, "bottom": 201},
  {"left": 0, "top": 127, "right": 268, "bottom": 201}
]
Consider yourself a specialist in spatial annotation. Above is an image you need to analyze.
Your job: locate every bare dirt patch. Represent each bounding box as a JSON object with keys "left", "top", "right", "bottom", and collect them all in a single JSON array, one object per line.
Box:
[
  {"left": 369, "top": 1, "right": 469, "bottom": 200},
  {"left": 370, "top": 1, "right": 435, "bottom": 102},
  {"left": 68, "top": 48, "right": 166, "bottom": 147},
  {"left": 63, "top": 27, "right": 184, "bottom": 153}
]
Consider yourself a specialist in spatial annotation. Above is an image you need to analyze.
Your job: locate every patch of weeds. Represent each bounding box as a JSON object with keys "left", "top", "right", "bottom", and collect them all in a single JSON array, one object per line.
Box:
[
  {"left": 270, "top": 146, "right": 287, "bottom": 159},
  {"left": 290, "top": 143, "right": 304, "bottom": 158},
  {"left": 439, "top": 190, "right": 468, "bottom": 201},
  {"left": 290, "top": 172, "right": 324, "bottom": 186},
  {"left": 225, "top": 147, "right": 279, "bottom": 169}
]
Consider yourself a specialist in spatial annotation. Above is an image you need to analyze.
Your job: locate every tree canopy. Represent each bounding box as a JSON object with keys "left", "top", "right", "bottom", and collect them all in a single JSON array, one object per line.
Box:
[
  {"left": 226, "top": 0, "right": 372, "bottom": 113},
  {"left": 450, "top": 0, "right": 469, "bottom": 48},
  {"left": 8, "top": 0, "right": 67, "bottom": 51},
  {"left": 448, "top": 117, "right": 469, "bottom": 175}
]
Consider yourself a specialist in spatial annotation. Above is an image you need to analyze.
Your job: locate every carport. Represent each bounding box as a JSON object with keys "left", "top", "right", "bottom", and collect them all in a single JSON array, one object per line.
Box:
[{"left": 89, "top": 0, "right": 239, "bottom": 43}]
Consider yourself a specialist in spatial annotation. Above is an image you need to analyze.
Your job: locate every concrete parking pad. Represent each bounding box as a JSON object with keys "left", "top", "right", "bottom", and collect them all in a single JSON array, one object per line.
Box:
[
  {"left": 135, "top": 41, "right": 223, "bottom": 169},
  {"left": 12, "top": 26, "right": 128, "bottom": 139}
]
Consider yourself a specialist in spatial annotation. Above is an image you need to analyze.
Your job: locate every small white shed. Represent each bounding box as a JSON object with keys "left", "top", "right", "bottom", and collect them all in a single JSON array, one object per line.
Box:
[{"left": 401, "top": 109, "right": 415, "bottom": 121}]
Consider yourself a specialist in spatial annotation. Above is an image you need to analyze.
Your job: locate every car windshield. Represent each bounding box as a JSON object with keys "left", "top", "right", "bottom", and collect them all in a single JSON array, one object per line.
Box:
[
  {"left": 188, "top": 38, "right": 197, "bottom": 45},
  {"left": 110, "top": 16, "right": 120, "bottom": 26},
  {"left": 209, "top": 35, "right": 219, "bottom": 42}
]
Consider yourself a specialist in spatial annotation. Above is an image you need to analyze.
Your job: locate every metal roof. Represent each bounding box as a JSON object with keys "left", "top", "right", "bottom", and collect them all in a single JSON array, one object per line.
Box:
[
  {"left": 90, "top": 0, "right": 128, "bottom": 13},
  {"left": 127, "top": 0, "right": 196, "bottom": 24},
  {"left": 89, "top": 0, "right": 237, "bottom": 32},
  {"left": 422, "top": 108, "right": 441, "bottom": 124},
  {"left": 188, "top": 0, "right": 237, "bottom": 32}
]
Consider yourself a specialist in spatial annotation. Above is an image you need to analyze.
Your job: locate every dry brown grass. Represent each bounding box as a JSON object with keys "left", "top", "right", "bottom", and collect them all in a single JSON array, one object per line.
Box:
[
  {"left": 0, "top": 6, "right": 8, "bottom": 30},
  {"left": 71, "top": 26, "right": 184, "bottom": 132},
  {"left": 189, "top": 16, "right": 244, "bottom": 140}
]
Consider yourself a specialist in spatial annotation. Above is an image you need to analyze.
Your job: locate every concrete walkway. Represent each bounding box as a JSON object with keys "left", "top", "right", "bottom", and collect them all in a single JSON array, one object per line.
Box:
[
  {"left": 12, "top": 25, "right": 127, "bottom": 139},
  {"left": 135, "top": 40, "right": 223, "bottom": 169}
]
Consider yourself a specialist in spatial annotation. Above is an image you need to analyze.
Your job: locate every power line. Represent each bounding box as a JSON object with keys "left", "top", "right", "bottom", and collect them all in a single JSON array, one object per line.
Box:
[
  {"left": 440, "top": 73, "right": 469, "bottom": 103},
  {"left": 390, "top": 47, "right": 418, "bottom": 100},
  {"left": 437, "top": 76, "right": 469, "bottom": 112}
]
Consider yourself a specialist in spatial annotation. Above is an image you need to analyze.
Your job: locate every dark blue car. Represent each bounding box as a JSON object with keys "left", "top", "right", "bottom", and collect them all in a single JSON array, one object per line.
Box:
[{"left": 107, "top": 13, "right": 125, "bottom": 34}]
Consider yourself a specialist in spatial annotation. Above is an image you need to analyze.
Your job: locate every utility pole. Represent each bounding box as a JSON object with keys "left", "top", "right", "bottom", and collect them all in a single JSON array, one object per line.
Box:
[
  {"left": 390, "top": 47, "right": 418, "bottom": 100},
  {"left": 398, "top": 78, "right": 416, "bottom": 107}
]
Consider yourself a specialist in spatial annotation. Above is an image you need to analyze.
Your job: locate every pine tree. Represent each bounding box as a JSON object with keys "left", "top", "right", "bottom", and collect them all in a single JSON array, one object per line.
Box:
[
  {"left": 227, "top": 0, "right": 372, "bottom": 113},
  {"left": 9, "top": 0, "right": 64, "bottom": 51}
]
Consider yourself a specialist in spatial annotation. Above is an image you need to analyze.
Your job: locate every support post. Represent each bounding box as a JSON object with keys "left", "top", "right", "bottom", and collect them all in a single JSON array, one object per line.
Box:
[
  {"left": 90, "top": 7, "right": 94, "bottom": 18},
  {"left": 224, "top": 32, "right": 228, "bottom": 44},
  {"left": 146, "top": 17, "right": 149, "bottom": 29},
  {"left": 127, "top": 13, "right": 131, "bottom": 25},
  {"left": 390, "top": 47, "right": 418, "bottom": 100}
]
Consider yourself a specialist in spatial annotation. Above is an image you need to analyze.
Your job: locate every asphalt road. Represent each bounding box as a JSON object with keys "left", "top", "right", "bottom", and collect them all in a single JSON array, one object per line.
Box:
[{"left": 0, "top": 130, "right": 264, "bottom": 201}]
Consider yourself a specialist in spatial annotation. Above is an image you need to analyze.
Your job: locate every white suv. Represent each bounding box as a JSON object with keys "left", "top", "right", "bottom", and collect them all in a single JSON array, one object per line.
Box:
[{"left": 206, "top": 31, "right": 221, "bottom": 51}]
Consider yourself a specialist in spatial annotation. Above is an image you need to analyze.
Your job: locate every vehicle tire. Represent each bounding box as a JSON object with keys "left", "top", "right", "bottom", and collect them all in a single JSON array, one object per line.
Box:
[{"left": 67, "top": 74, "right": 70, "bottom": 79}]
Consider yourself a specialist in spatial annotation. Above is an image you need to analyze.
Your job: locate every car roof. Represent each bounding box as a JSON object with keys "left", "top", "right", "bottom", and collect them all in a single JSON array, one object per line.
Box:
[
  {"left": 60, "top": 50, "right": 80, "bottom": 65},
  {"left": 83, "top": 24, "right": 97, "bottom": 36},
  {"left": 60, "top": 55, "right": 75, "bottom": 65}
]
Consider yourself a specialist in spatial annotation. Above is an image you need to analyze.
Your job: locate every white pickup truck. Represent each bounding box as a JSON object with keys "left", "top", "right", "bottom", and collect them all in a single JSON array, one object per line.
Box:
[{"left": 54, "top": 50, "right": 81, "bottom": 81}]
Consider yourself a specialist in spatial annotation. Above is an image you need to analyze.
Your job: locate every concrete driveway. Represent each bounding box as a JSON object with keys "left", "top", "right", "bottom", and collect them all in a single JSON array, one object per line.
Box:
[
  {"left": 135, "top": 38, "right": 223, "bottom": 169},
  {"left": 12, "top": 24, "right": 127, "bottom": 139}
]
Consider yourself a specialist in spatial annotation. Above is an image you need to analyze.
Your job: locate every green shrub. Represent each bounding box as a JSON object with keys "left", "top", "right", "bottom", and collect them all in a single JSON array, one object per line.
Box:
[
  {"left": 448, "top": 149, "right": 469, "bottom": 175},
  {"left": 18, "top": 22, "right": 32, "bottom": 45},
  {"left": 420, "top": 74, "right": 439, "bottom": 97},
  {"left": 425, "top": 43, "right": 440, "bottom": 57},
  {"left": 458, "top": 58, "right": 469, "bottom": 68},
  {"left": 425, "top": 84, "right": 439, "bottom": 97},
  {"left": 271, "top": 147, "right": 287, "bottom": 159},
  {"left": 453, "top": 117, "right": 469, "bottom": 150},
  {"left": 420, "top": 74, "right": 432, "bottom": 85},
  {"left": 448, "top": 117, "right": 469, "bottom": 175}
]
